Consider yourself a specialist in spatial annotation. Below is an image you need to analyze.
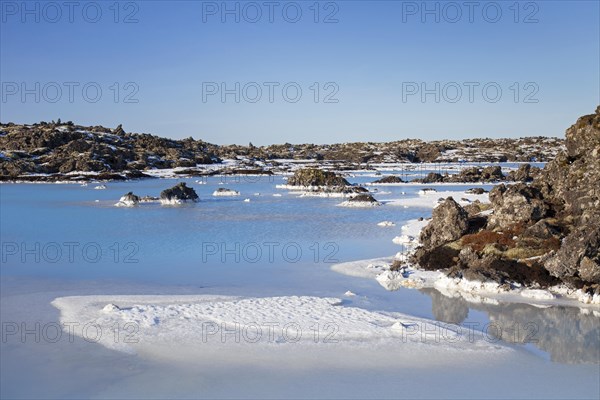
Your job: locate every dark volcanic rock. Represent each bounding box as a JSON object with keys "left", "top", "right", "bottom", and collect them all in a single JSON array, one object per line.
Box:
[
  {"left": 420, "top": 197, "right": 469, "bottom": 249},
  {"left": 372, "top": 175, "right": 404, "bottom": 184},
  {"left": 0, "top": 122, "right": 220, "bottom": 180},
  {"left": 487, "top": 183, "right": 548, "bottom": 229},
  {"left": 348, "top": 193, "right": 379, "bottom": 203},
  {"left": 421, "top": 172, "right": 445, "bottom": 183},
  {"left": 507, "top": 163, "right": 539, "bottom": 182},
  {"left": 544, "top": 221, "right": 600, "bottom": 284},
  {"left": 286, "top": 168, "right": 350, "bottom": 187},
  {"left": 410, "top": 107, "right": 600, "bottom": 292},
  {"left": 160, "top": 182, "right": 199, "bottom": 203},
  {"left": 466, "top": 188, "right": 487, "bottom": 195}
]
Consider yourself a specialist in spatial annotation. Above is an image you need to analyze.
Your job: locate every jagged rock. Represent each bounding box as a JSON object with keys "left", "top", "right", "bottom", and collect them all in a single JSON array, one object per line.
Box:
[
  {"left": 523, "top": 220, "right": 559, "bottom": 240},
  {"left": 481, "top": 166, "right": 504, "bottom": 181},
  {"left": 451, "top": 247, "right": 558, "bottom": 286},
  {"left": 420, "top": 197, "right": 469, "bottom": 248},
  {"left": 372, "top": 175, "right": 404, "bottom": 184},
  {"left": 544, "top": 222, "right": 600, "bottom": 284},
  {"left": 539, "top": 107, "right": 600, "bottom": 221},
  {"left": 466, "top": 188, "right": 487, "bottom": 195},
  {"left": 116, "top": 192, "right": 140, "bottom": 207},
  {"left": 487, "top": 183, "right": 548, "bottom": 229},
  {"left": 0, "top": 122, "right": 220, "bottom": 181},
  {"left": 160, "top": 182, "right": 199, "bottom": 204},
  {"left": 114, "top": 124, "right": 125, "bottom": 135},
  {"left": 286, "top": 168, "right": 349, "bottom": 187},
  {"left": 340, "top": 193, "right": 381, "bottom": 207},
  {"left": 411, "top": 245, "right": 460, "bottom": 271},
  {"left": 348, "top": 194, "right": 379, "bottom": 203},
  {"left": 507, "top": 163, "right": 539, "bottom": 182},
  {"left": 421, "top": 172, "right": 445, "bottom": 183},
  {"left": 579, "top": 257, "right": 600, "bottom": 284}
]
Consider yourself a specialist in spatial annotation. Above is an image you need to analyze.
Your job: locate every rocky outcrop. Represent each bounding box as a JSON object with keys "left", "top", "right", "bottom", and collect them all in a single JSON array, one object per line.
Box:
[
  {"left": 412, "top": 107, "right": 600, "bottom": 293},
  {"left": 1, "top": 121, "right": 565, "bottom": 181},
  {"left": 544, "top": 218, "right": 600, "bottom": 285},
  {"left": 371, "top": 175, "right": 404, "bottom": 184},
  {"left": 339, "top": 193, "right": 381, "bottom": 207},
  {"left": 487, "top": 183, "right": 548, "bottom": 229},
  {"left": 160, "top": 183, "right": 199, "bottom": 204},
  {"left": 420, "top": 197, "right": 469, "bottom": 248},
  {"left": 286, "top": 168, "right": 349, "bottom": 187},
  {"left": 506, "top": 163, "right": 540, "bottom": 182},
  {"left": 414, "top": 165, "right": 505, "bottom": 184},
  {"left": 115, "top": 192, "right": 140, "bottom": 207},
  {"left": 0, "top": 122, "right": 219, "bottom": 181}
]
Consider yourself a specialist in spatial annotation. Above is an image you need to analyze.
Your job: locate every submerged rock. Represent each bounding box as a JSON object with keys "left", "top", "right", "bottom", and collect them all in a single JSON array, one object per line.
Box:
[{"left": 160, "top": 182, "right": 199, "bottom": 204}]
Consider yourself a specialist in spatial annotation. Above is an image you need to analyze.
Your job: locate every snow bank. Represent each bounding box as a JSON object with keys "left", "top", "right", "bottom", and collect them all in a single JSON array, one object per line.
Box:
[{"left": 52, "top": 294, "right": 512, "bottom": 360}]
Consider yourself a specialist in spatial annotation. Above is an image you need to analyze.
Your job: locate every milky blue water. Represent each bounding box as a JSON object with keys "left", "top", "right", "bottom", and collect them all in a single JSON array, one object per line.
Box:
[{"left": 1, "top": 167, "right": 598, "bottom": 399}]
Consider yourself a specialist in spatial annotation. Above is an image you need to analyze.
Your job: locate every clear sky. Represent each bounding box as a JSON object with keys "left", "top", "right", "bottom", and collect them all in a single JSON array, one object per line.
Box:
[{"left": 1, "top": 0, "right": 599, "bottom": 145}]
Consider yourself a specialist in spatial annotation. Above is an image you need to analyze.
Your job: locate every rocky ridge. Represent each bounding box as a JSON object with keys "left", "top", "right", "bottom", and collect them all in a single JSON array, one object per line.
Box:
[
  {"left": 1, "top": 120, "right": 563, "bottom": 182},
  {"left": 411, "top": 106, "right": 600, "bottom": 296}
]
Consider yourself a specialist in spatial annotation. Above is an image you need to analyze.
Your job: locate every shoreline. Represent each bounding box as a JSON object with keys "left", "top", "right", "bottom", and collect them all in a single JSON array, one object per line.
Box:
[{"left": 331, "top": 217, "right": 600, "bottom": 308}]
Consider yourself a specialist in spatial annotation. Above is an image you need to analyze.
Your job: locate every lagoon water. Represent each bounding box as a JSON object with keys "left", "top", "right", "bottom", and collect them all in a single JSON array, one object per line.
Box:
[{"left": 1, "top": 169, "right": 599, "bottom": 398}]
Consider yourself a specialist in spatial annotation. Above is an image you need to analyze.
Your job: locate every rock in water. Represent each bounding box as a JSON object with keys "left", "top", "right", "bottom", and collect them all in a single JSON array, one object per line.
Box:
[
  {"left": 212, "top": 188, "right": 240, "bottom": 196},
  {"left": 372, "top": 175, "right": 404, "bottom": 184},
  {"left": 286, "top": 168, "right": 350, "bottom": 187},
  {"left": 115, "top": 192, "right": 140, "bottom": 207},
  {"left": 160, "top": 182, "right": 199, "bottom": 204},
  {"left": 339, "top": 193, "right": 381, "bottom": 207}
]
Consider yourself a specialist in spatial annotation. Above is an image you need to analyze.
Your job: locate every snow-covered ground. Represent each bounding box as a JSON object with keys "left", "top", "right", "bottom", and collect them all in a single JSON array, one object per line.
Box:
[{"left": 52, "top": 294, "right": 512, "bottom": 357}]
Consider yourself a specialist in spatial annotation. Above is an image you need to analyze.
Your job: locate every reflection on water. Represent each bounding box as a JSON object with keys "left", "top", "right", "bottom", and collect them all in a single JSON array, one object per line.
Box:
[
  {"left": 422, "top": 288, "right": 470, "bottom": 324},
  {"left": 421, "top": 288, "right": 600, "bottom": 364}
]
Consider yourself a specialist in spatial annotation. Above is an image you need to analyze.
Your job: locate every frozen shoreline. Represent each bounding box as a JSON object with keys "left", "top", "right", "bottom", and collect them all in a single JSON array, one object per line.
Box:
[{"left": 333, "top": 215, "right": 600, "bottom": 308}]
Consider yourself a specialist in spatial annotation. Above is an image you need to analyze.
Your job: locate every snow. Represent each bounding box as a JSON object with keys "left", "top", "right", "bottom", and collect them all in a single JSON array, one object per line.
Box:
[
  {"left": 114, "top": 195, "right": 138, "bottom": 207},
  {"left": 377, "top": 221, "right": 396, "bottom": 227},
  {"left": 385, "top": 190, "right": 489, "bottom": 209},
  {"left": 52, "top": 294, "right": 513, "bottom": 358},
  {"left": 392, "top": 234, "right": 416, "bottom": 245},
  {"left": 212, "top": 189, "right": 241, "bottom": 196},
  {"left": 337, "top": 200, "right": 381, "bottom": 207}
]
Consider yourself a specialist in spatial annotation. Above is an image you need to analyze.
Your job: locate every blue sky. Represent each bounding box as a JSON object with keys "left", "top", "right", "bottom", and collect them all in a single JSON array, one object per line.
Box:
[{"left": 1, "top": 0, "right": 599, "bottom": 145}]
